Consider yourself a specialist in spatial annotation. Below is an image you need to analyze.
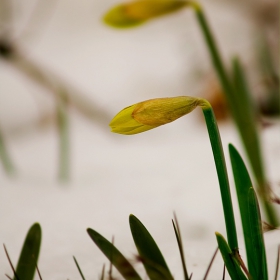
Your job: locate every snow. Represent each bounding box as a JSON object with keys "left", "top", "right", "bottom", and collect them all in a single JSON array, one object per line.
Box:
[{"left": 0, "top": 0, "right": 279, "bottom": 279}]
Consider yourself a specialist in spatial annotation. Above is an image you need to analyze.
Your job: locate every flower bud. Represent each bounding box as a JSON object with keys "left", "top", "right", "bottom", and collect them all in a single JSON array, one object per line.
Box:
[
  {"left": 110, "top": 96, "right": 206, "bottom": 135},
  {"left": 103, "top": 0, "right": 188, "bottom": 28}
]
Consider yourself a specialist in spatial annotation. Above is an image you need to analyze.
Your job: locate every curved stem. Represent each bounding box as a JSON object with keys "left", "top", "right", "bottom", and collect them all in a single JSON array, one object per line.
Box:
[{"left": 199, "top": 100, "right": 238, "bottom": 251}]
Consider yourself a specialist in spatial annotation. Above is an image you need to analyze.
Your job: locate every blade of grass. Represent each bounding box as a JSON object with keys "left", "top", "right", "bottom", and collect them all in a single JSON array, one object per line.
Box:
[
  {"left": 73, "top": 256, "right": 86, "bottom": 280},
  {"left": 87, "top": 228, "right": 142, "bottom": 280},
  {"left": 215, "top": 233, "right": 248, "bottom": 280},
  {"left": 14, "top": 223, "right": 41, "bottom": 280},
  {"left": 172, "top": 214, "right": 189, "bottom": 280},
  {"left": 248, "top": 187, "right": 268, "bottom": 280},
  {"left": 129, "top": 214, "right": 173, "bottom": 280}
]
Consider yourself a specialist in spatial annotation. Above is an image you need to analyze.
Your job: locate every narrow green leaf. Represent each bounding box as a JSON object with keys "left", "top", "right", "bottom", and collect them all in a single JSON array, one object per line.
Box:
[
  {"left": 14, "top": 223, "right": 41, "bottom": 280},
  {"left": 248, "top": 187, "right": 268, "bottom": 280},
  {"left": 129, "top": 214, "right": 173, "bottom": 280},
  {"left": 73, "top": 256, "right": 86, "bottom": 280},
  {"left": 215, "top": 233, "right": 248, "bottom": 280},
  {"left": 87, "top": 228, "right": 142, "bottom": 280},
  {"left": 229, "top": 144, "right": 256, "bottom": 277}
]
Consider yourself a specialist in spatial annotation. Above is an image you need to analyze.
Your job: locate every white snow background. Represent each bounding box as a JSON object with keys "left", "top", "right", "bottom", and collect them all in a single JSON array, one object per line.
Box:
[{"left": 0, "top": 0, "right": 279, "bottom": 279}]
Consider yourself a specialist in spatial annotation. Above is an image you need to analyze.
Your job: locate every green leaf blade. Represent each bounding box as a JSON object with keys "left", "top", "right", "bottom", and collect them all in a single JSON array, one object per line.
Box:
[
  {"left": 129, "top": 214, "right": 173, "bottom": 280},
  {"left": 14, "top": 223, "right": 41, "bottom": 280},
  {"left": 87, "top": 228, "right": 142, "bottom": 280},
  {"left": 229, "top": 144, "right": 256, "bottom": 276}
]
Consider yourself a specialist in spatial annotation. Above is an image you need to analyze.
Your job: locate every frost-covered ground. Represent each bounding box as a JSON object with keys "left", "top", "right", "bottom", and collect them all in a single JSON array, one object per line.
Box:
[{"left": 0, "top": 0, "right": 279, "bottom": 279}]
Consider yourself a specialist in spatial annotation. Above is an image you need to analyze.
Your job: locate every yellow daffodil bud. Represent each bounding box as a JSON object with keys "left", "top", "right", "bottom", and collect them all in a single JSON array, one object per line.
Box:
[
  {"left": 110, "top": 96, "right": 208, "bottom": 135},
  {"left": 103, "top": 0, "right": 188, "bottom": 28}
]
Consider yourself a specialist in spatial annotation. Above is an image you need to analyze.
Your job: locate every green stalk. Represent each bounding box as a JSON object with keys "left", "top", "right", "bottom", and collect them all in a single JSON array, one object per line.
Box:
[
  {"left": 0, "top": 128, "right": 15, "bottom": 176},
  {"left": 199, "top": 100, "right": 238, "bottom": 252},
  {"left": 191, "top": 3, "right": 278, "bottom": 226}
]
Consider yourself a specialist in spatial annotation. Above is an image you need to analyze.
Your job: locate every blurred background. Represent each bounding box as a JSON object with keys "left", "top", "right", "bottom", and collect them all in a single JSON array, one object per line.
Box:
[{"left": 0, "top": 0, "right": 279, "bottom": 279}]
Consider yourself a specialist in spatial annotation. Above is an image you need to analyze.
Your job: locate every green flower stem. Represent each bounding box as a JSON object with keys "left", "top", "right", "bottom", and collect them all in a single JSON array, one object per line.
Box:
[
  {"left": 0, "top": 128, "right": 15, "bottom": 176},
  {"left": 200, "top": 101, "right": 238, "bottom": 252}
]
